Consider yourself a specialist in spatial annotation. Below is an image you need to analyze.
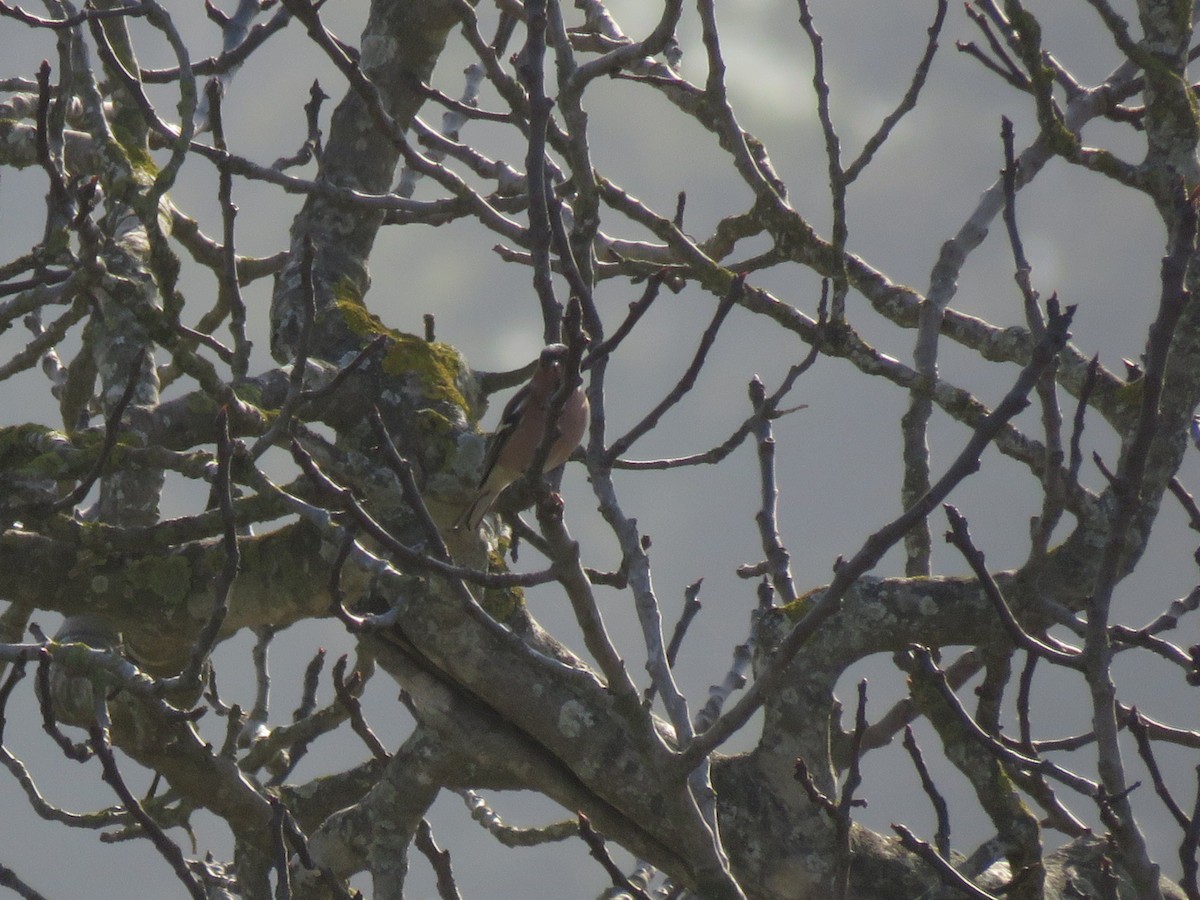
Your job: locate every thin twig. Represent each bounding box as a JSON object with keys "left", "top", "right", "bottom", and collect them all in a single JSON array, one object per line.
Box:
[
  {"left": 794, "top": 757, "right": 838, "bottom": 817},
  {"left": 749, "top": 375, "right": 799, "bottom": 602},
  {"left": 249, "top": 626, "right": 275, "bottom": 729},
  {"left": 35, "top": 654, "right": 90, "bottom": 762},
  {"left": 1181, "top": 766, "right": 1200, "bottom": 899},
  {"left": 34, "top": 60, "right": 70, "bottom": 241},
  {"left": 943, "top": 505, "right": 1081, "bottom": 667},
  {"left": 90, "top": 720, "right": 206, "bottom": 900},
  {"left": 300, "top": 334, "right": 388, "bottom": 403},
  {"left": 0, "top": 0, "right": 150, "bottom": 28},
  {"left": 205, "top": 77, "right": 250, "bottom": 380},
  {"left": 293, "top": 648, "right": 326, "bottom": 723},
  {"left": 174, "top": 408, "right": 240, "bottom": 692},
  {"left": 577, "top": 813, "right": 653, "bottom": 900},
  {"left": 1168, "top": 477, "right": 1200, "bottom": 532},
  {"left": 368, "top": 407, "right": 449, "bottom": 560},
  {"left": 644, "top": 578, "right": 703, "bottom": 707},
  {"left": 844, "top": 0, "right": 948, "bottom": 183},
  {"left": 290, "top": 438, "right": 558, "bottom": 590},
  {"left": 899, "top": 645, "right": 1100, "bottom": 798},
  {"left": 249, "top": 234, "right": 316, "bottom": 460},
  {"left": 606, "top": 274, "right": 743, "bottom": 462},
  {"left": 272, "top": 79, "right": 328, "bottom": 170},
  {"left": 617, "top": 358, "right": 812, "bottom": 471},
  {"left": 0, "top": 860, "right": 50, "bottom": 900},
  {"left": 44, "top": 348, "right": 147, "bottom": 515},
  {"left": 141, "top": 6, "right": 291, "bottom": 83},
  {"left": 902, "top": 725, "right": 952, "bottom": 858},
  {"left": 892, "top": 824, "right": 1001, "bottom": 900},
  {"left": 1127, "top": 707, "right": 1189, "bottom": 828},
  {"left": 960, "top": 2, "right": 1029, "bottom": 89},
  {"left": 332, "top": 654, "right": 389, "bottom": 761},
  {"left": 692, "top": 579, "right": 768, "bottom": 734},
  {"left": 832, "top": 680, "right": 870, "bottom": 898},
  {"left": 270, "top": 796, "right": 293, "bottom": 900},
  {"left": 1083, "top": 181, "right": 1197, "bottom": 897},
  {"left": 457, "top": 789, "right": 579, "bottom": 847},
  {"left": 857, "top": 651, "right": 983, "bottom": 755},
  {"left": 682, "top": 302, "right": 1075, "bottom": 768},
  {"left": 415, "top": 819, "right": 463, "bottom": 900},
  {"left": 586, "top": 272, "right": 665, "bottom": 367}
]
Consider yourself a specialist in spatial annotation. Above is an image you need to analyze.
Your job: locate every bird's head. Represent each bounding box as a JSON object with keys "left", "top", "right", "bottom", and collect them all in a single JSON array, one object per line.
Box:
[
  {"left": 539, "top": 343, "right": 569, "bottom": 367},
  {"left": 533, "top": 343, "right": 570, "bottom": 386}
]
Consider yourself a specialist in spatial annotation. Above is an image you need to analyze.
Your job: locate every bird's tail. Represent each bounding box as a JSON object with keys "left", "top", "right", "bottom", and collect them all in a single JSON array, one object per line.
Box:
[{"left": 452, "top": 487, "right": 500, "bottom": 532}]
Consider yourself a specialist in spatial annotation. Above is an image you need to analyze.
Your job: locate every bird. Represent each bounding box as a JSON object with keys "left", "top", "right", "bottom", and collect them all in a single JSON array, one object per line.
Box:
[{"left": 454, "top": 344, "right": 588, "bottom": 532}]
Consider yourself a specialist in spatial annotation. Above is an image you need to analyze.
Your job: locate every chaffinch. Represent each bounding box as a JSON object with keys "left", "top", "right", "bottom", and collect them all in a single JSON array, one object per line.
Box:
[{"left": 454, "top": 343, "right": 589, "bottom": 531}]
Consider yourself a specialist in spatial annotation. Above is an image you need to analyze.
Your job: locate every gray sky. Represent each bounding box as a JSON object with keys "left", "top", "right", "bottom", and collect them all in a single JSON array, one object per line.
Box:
[{"left": 3, "top": 1, "right": 1194, "bottom": 897}]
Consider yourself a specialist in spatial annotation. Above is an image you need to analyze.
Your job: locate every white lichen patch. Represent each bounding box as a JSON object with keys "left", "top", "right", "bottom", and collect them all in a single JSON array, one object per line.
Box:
[
  {"left": 884, "top": 583, "right": 938, "bottom": 618},
  {"left": 557, "top": 699, "right": 595, "bottom": 738},
  {"left": 359, "top": 35, "right": 398, "bottom": 73}
]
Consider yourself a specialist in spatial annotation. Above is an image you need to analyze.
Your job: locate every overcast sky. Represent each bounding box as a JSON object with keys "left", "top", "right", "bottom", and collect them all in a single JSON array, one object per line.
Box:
[{"left": 3, "top": 1, "right": 1193, "bottom": 897}]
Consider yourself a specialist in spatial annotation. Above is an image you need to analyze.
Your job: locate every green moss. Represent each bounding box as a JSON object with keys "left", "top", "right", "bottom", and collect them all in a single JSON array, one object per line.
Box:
[
  {"left": 382, "top": 336, "right": 466, "bottom": 409},
  {"left": 480, "top": 548, "right": 525, "bottom": 621},
  {"left": 778, "top": 586, "right": 822, "bottom": 621},
  {"left": 232, "top": 380, "right": 265, "bottom": 407},
  {"left": 0, "top": 424, "right": 101, "bottom": 481},
  {"left": 108, "top": 113, "right": 158, "bottom": 185},
  {"left": 54, "top": 640, "right": 102, "bottom": 669},
  {"left": 185, "top": 391, "right": 220, "bottom": 418},
  {"left": 335, "top": 296, "right": 390, "bottom": 339},
  {"left": 332, "top": 276, "right": 365, "bottom": 307},
  {"left": 74, "top": 430, "right": 134, "bottom": 467},
  {"left": 73, "top": 520, "right": 116, "bottom": 552},
  {"left": 1116, "top": 377, "right": 1145, "bottom": 409},
  {"left": 43, "top": 229, "right": 71, "bottom": 258},
  {"left": 413, "top": 409, "right": 454, "bottom": 442},
  {"left": 0, "top": 424, "right": 55, "bottom": 466},
  {"left": 333, "top": 296, "right": 467, "bottom": 412},
  {"left": 332, "top": 296, "right": 469, "bottom": 478},
  {"left": 125, "top": 555, "right": 192, "bottom": 606},
  {"left": 240, "top": 524, "right": 322, "bottom": 601},
  {"left": 0, "top": 119, "right": 36, "bottom": 170},
  {"left": 67, "top": 549, "right": 192, "bottom": 610}
]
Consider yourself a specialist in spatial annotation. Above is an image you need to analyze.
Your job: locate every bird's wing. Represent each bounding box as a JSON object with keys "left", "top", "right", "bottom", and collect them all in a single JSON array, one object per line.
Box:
[{"left": 477, "top": 382, "right": 533, "bottom": 487}]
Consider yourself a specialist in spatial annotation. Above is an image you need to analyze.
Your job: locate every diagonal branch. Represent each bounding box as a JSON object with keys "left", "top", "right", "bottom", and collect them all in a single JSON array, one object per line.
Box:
[{"left": 681, "top": 301, "right": 1074, "bottom": 768}]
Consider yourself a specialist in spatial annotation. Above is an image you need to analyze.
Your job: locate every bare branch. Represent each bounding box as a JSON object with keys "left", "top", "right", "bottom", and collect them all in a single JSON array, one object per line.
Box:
[
  {"left": 332, "top": 654, "right": 389, "bottom": 762},
  {"left": 606, "top": 274, "right": 743, "bottom": 462},
  {"left": 90, "top": 720, "right": 206, "bottom": 900},
  {"left": 415, "top": 819, "right": 463, "bottom": 900},
  {"left": 902, "top": 725, "right": 952, "bottom": 858},
  {"left": 892, "top": 823, "right": 1001, "bottom": 900},
  {"left": 683, "top": 301, "right": 1075, "bottom": 767},
  {"left": 578, "top": 813, "right": 654, "bottom": 900}
]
